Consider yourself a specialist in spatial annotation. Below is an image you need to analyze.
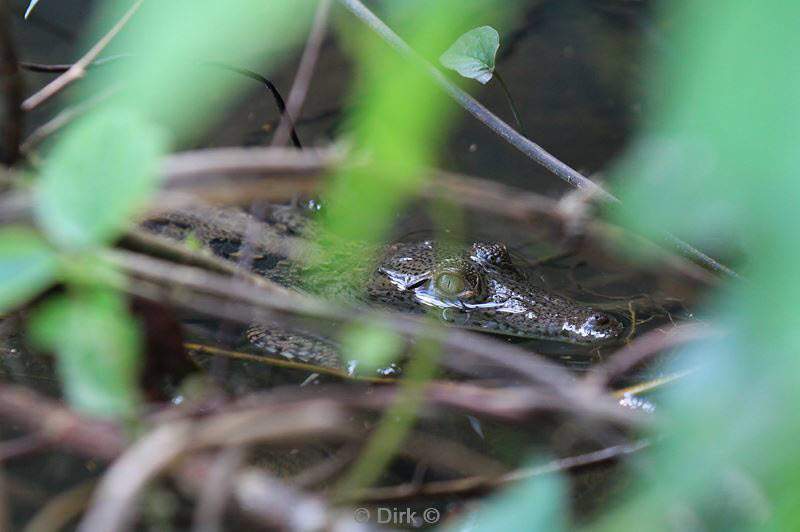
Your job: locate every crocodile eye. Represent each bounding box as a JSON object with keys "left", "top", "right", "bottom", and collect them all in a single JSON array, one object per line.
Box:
[{"left": 434, "top": 272, "right": 465, "bottom": 296}]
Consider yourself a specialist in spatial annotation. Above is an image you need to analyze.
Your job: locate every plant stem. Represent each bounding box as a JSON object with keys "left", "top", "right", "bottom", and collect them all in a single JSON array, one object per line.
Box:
[{"left": 493, "top": 69, "right": 525, "bottom": 136}]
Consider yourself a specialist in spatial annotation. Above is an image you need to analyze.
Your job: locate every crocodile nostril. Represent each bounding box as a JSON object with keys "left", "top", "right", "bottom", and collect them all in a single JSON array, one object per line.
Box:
[{"left": 591, "top": 314, "right": 610, "bottom": 326}]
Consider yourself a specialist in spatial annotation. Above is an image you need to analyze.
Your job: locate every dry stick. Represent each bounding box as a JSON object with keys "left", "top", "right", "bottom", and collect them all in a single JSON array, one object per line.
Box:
[
  {"left": 20, "top": 84, "right": 121, "bottom": 154},
  {"left": 21, "top": 0, "right": 143, "bottom": 111},
  {"left": 338, "top": 0, "right": 609, "bottom": 197},
  {"left": 77, "top": 422, "right": 193, "bottom": 532},
  {"left": 157, "top": 149, "right": 715, "bottom": 287},
  {"left": 157, "top": 145, "right": 715, "bottom": 288},
  {"left": 0, "top": 386, "right": 125, "bottom": 460},
  {"left": 0, "top": 432, "right": 47, "bottom": 461},
  {"left": 0, "top": 385, "right": 361, "bottom": 530},
  {"left": 347, "top": 438, "right": 650, "bottom": 503},
  {"left": 583, "top": 324, "right": 717, "bottom": 390},
  {"left": 161, "top": 145, "right": 339, "bottom": 180},
  {"left": 271, "top": 0, "right": 331, "bottom": 147},
  {"left": 0, "top": 0, "right": 22, "bottom": 165},
  {"left": 338, "top": 0, "right": 738, "bottom": 279},
  {"left": 22, "top": 480, "right": 96, "bottom": 532},
  {"left": 192, "top": 447, "right": 245, "bottom": 532}
]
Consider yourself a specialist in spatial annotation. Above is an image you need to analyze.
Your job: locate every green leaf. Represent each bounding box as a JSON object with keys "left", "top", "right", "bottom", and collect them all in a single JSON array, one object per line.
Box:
[
  {"left": 81, "top": 0, "right": 315, "bottom": 144},
  {"left": 35, "top": 107, "right": 166, "bottom": 250},
  {"left": 447, "top": 465, "right": 566, "bottom": 531},
  {"left": 0, "top": 227, "right": 58, "bottom": 312},
  {"left": 340, "top": 324, "right": 404, "bottom": 373},
  {"left": 29, "top": 289, "right": 141, "bottom": 419},
  {"left": 24, "top": 0, "right": 41, "bottom": 19},
  {"left": 439, "top": 26, "right": 499, "bottom": 84}
]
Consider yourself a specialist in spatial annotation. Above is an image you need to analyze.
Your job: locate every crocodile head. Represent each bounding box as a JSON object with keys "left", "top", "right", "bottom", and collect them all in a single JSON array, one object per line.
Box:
[{"left": 369, "top": 240, "right": 624, "bottom": 344}]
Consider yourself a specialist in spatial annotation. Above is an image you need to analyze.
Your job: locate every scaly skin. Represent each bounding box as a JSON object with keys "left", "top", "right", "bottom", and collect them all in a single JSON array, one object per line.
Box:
[{"left": 144, "top": 205, "right": 624, "bottom": 368}]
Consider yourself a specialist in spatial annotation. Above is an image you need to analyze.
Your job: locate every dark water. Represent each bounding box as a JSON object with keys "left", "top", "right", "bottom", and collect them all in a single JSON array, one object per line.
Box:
[{"left": 2, "top": 0, "right": 696, "bottom": 528}]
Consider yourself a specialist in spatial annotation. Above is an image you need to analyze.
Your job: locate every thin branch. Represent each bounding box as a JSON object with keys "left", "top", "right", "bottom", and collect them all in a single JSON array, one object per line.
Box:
[
  {"left": 206, "top": 62, "right": 302, "bottom": 149},
  {"left": 191, "top": 447, "right": 245, "bottom": 532},
  {"left": 0, "top": 432, "right": 47, "bottom": 461},
  {"left": 20, "top": 84, "right": 121, "bottom": 154},
  {"left": 583, "top": 324, "right": 717, "bottom": 390},
  {"left": 20, "top": 57, "right": 305, "bottom": 148},
  {"left": 492, "top": 70, "right": 525, "bottom": 136},
  {"left": 77, "top": 421, "right": 193, "bottom": 532},
  {"left": 160, "top": 145, "right": 339, "bottom": 181},
  {"left": 337, "top": 0, "right": 611, "bottom": 198},
  {"left": 271, "top": 0, "right": 331, "bottom": 147},
  {"left": 345, "top": 439, "right": 650, "bottom": 503},
  {"left": 337, "top": 0, "right": 739, "bottom": 279},
  {"left": 0, "top": 386, "right": 125, "bottom": 460},
  {"left": 22, "top": 480, "right": 96, "bottom": 532},
  {"left": 21, "top": 0, "right": 143, "bottom": 111},
  {"left": 0, "top": 0, "right": 22, "bottom": 164}
]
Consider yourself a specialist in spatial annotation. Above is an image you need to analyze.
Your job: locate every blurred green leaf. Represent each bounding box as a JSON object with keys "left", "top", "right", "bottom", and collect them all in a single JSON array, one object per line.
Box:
[
  {"left": 24, "top": 0, "right": 41, "bottom": 19},
  {"left": 601, "top": 1, "right": 800, "bottom": 529},
  {"left": 35, "top": 107, "right": 166, "bottom": 250},
  {"left": 83, "top": 0, "right": 315, "bottom": 143},
  {"left": 439, "top": 26, "right": 499, "bottom": 84},
  {"left": 340, "top": 323, "right": 404, "bottom": 372},
  {"left": 448, "top": 467, "right": 566, "bottom": 532},
  {"left": 321, "top": 1, "right": 482, "bottom": 248},
  {"left": 0, "top": 227, "right": 58, "bottom": 312},
  {"left": 30, "top": 289, "right": 141, "bottom": 419}
]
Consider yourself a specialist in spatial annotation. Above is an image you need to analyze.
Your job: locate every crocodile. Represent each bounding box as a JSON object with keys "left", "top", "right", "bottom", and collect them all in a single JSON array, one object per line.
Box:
[{"left": 143, "top": 204, "right": 625, "bottom": 369}]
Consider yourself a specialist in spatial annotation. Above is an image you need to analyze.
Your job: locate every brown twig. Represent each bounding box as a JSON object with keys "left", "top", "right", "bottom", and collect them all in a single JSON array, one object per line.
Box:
[
  {"left": 155, "top": 148, "right": 717, "bottom": 288},
  {"left": 77, "top": 421, "right": 193, "bottom": 532},
  {"left": 0, "top": 432, "right": 48, "bottom": 461},
  {"left": 0, "top": 0, "right": 22, "bottom": 165},
  {"left": 271, "top": 0, "right": 331, "bottom": 147},
  {"left": 160, "top": 145, "right": 339, "bottom": 181},
  {"left": 22, "top": 480, "right": 96, "bottom": 532},
  {"left": 0, "top": 386, "right": 125, "bottom": 460},
  {"left": 346, "top": 439, "right": 650, "bottom": 503},
  {"left": 21, "top": 0, "right": 143, "bottom": 111},
  {"left": 229, "top": 468, "right": 364, "bottom": 531},
  {"left": 191, "top": 446, "right": 245, "bottom": 532},
  {"left": 20, "top": 84, "right": 121, "bottom": 155},
  {"left": 338, "top": 0, "right": 610, "bottom": 198},
  {"left": 583, "top": 324, "right": 718, "bottom": 390}
]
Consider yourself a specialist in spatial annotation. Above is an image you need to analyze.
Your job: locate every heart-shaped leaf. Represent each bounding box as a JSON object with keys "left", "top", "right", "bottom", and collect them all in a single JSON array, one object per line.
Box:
[{"left": 439, "top": 26, "right": 500, "bottom": 84}]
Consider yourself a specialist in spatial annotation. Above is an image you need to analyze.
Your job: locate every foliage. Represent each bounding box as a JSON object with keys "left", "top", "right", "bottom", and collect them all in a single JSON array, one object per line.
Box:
[
  {"left": 0, "top": 228, "right": 57, "bottom": 311},
  {"left": 448, "top": 468, "right": 566, "bottom": 531},
  {"left": 30, "top": 289, "right": 142, "bottom": 419},
  {"left": 1, "top": 0, "right": 315, "bottom": 419},
  {"left": 600, "top": 0, "right": 800, "bottom": 529},
  {"left": 6, "top": 0, "right": 799, "bottom": 529},
  {"left": 439, "top": 26, "right": 500, "bottom": 84},
  {"left": 35, "top": 108, "right": 165, "bottom": 250}
]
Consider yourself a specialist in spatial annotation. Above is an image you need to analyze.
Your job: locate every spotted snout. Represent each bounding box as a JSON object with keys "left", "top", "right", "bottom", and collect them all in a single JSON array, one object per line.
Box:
[{"left": 566, "top": 311, "right": 625, "bottom": 343}]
